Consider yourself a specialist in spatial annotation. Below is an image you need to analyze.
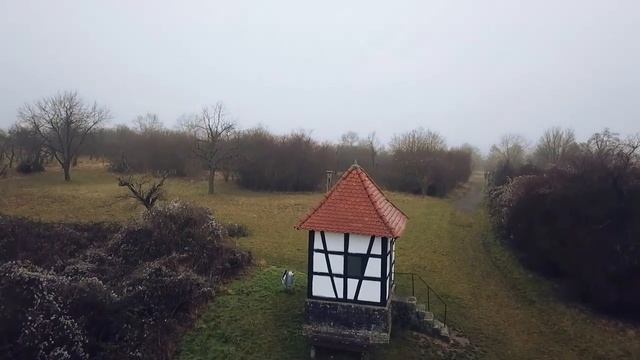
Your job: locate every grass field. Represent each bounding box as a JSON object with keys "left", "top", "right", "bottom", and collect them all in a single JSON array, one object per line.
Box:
[{"left": 1, "top": 165, "right": 639, "bottom": 359}]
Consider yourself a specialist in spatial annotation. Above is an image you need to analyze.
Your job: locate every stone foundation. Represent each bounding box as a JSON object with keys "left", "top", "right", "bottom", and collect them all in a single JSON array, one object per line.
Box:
[{"left": 303, "top": 299, "right": 391, "bottom": 349}]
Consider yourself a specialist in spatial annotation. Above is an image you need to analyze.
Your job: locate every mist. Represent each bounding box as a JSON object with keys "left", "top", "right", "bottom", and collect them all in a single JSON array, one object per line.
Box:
[{"left": 1, "top": 0, "right": 639, "bottom": 151}]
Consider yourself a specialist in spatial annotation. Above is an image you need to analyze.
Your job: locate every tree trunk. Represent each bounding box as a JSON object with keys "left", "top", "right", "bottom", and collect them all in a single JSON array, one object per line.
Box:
[
  {"left": 63, "top": 162, "right": 71, "bottom": 181},
  {"left": 208, "top": 168, "right": 215, "bottom": 194}
]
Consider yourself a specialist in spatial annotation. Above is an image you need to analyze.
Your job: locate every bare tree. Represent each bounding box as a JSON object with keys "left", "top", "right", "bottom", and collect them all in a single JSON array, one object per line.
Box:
[
  {"left": 458, "top": 143, "right": 484, "bottom": 170},
  {"left": 359, "top": 132, "right": 382, "bottom": 169},
  {"left": 117, "top": 172, "right": 168, "bottom": 211},
  {"left": 340, "top": 131, "right": 360, "bottom": 147},
  {"left": 9, "top": 124, "right": 45, "bottom": 170},
  {"left": 134, "top": 113, "right": 164, "bottom": 133},
  {"left": 390, "top": 128, "right": 446, "bottom": 153},
  {"left": 389, "top": 128, "right": 450, "bottom": 195},
  {"left": 584, "top": 129, "right": 640, "bottom": 168},
  {"left": 534, "top": 127, "right": 577, "bottom": 167},
  {"left": 488, "top": 134, "right": 528, "bottom": 168},
  {"left": 0, "top": 130, "right": 8, "bottom": 177},
  {"left": 18, "top": 91, "right": 110, "bottom": 181},
  {"left": 189, "top": 102, "right": 237, "bottom": 194},
  {"left": 0, "top": 130, "right": 10, "bottom": 168}
]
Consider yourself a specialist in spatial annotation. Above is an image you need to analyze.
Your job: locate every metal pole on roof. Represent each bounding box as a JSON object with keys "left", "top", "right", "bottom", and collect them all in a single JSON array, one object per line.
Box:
[{"left": 325, "top": 170, "right": 333, "bottom": 192}]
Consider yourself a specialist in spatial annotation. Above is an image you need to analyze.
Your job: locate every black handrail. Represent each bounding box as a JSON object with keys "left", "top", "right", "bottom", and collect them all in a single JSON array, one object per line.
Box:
[{"left": 395, "top": 272, "right": 447, "bottom": 326}]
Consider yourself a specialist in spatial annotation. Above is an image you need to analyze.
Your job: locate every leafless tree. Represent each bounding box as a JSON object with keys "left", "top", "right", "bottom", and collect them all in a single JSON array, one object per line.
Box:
[
  {"left": 583, "top": 129, "right": 640, "bottom": 168},
  {"left": 389, "top": 128, "right": 458, "bottom": 195},
  {"left": 0, "top": 131, "right": 8, "bottom": 176},
  {"left": 188, "top": 102, "right": 237, "bottom": 194},
  {"left": 391, "top": 128, "right": 446, "bottom": 154},
  {"left": 340, "top": 131, "right": 360, "bottom": 147},
  {"left": 18, "top": 91, "right": 110, "bottom": 181},
  {"left": 117, "top": 172, "right": 168, "bottom": 210},
  {"left": 359, "top": 132, "right": 382, "bottom": 169},
  {"left": 458, "top": 143, "right": 484, "bottom": 170},
  {"left": 0, "top": 130, "right": 11, "bottom": 168},
  {"left": 7, "top": 124, "right": 45, "bottom": 170},
  {"left": 488, "top": 134, "right": 528, "bottom": 168},
  {"left": 134, "top": 113, "right": 164, "bottom": 133},
  {"left": 534, "top": 127, "right": 577, "bottom": 167}
]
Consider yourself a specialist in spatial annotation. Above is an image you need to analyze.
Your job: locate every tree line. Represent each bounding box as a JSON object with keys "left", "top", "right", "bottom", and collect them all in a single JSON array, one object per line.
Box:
[
  {"left": 486, "top": 128, "right": 640, "bottom": 317},
  {"left": 0, "top": 91, "right": 474, "bottom": 196}
]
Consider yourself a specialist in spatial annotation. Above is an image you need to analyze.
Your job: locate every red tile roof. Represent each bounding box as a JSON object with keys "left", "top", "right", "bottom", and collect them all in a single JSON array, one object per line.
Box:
[{"left": 296, "top": 165, "right": 408, "bottom": 238}]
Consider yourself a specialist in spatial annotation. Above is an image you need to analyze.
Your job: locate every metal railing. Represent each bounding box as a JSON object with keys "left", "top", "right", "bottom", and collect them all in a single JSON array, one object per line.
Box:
[{"left": 395, "top": 272, "right": 448, "bottom": 326}]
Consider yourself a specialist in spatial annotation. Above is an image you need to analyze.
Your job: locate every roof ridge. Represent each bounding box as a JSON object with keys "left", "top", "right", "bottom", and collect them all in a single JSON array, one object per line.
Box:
[
  {"left": 358, "top": 167, "right": 409, "bottom": 220},
  {"left": 354, "top": 167, "right": 399, "bottom": 237},
  {"left": 294, "top": 166, "right": 356, "bottom": 230},
  {"left": 295, "top": 165, "right": 408, "bottom": 238}
]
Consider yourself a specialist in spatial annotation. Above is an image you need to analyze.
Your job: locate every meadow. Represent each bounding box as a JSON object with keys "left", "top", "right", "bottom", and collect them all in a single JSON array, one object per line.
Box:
[{"left": 1, "top": 164, "right": 639, "bottom": 359}]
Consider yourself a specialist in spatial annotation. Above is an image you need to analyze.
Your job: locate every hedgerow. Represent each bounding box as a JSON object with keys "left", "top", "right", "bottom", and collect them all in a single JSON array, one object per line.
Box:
[{"left": 487, "top": 132, "right": 640, "bottom": 317}]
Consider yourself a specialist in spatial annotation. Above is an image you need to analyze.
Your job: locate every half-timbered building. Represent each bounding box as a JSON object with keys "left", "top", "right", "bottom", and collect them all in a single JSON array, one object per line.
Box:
[{"left": 296, "top": 164, "right": 408, "bottom": 353}]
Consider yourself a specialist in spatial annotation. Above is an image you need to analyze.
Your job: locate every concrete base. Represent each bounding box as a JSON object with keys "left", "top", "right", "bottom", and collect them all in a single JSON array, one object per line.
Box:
[{"left": 303, "top": 299, "right": 392, "bottom": 350}]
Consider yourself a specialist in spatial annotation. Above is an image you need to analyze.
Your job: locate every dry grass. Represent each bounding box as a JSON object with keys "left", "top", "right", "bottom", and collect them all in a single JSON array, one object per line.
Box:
[{"left": 1, "top": 165, "right": 639, "bottom": 359}]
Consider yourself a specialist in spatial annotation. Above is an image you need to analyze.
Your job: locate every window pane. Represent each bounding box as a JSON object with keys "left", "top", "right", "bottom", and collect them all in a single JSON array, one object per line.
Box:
[{"left": 347, "top": 255, "right": 364, "bottom": 277}]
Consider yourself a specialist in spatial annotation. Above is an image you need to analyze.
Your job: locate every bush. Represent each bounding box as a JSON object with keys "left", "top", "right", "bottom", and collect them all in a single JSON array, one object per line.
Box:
[
  {"left": 117, "top": 259, "right": 214, "bottom": 359},
  {"left": 0, "top": 261, "right": 88, "bottom": 360},
  {"left": 16, "top": 159, "right": 44, "bottom": 174},
  {"left": 0, "top": 202, "right": 251, "bottom": 359},
  {"left": 100, "top": 126, "right": 200, "bottom": 177},
  {"left": 110, "top": 201, "right": 230, "bottom": 275},
  {"left": 235, "top": 129, "right": 334, "bottom": 191},
  {"left": 0, "top": 216, "right": 118, "bottom": 268},
  {"left": 487, "top": 133, "right": 640, "bottom": 317},
  {"left": 224, "top": 223, "right": 250, "bottom": 238}
]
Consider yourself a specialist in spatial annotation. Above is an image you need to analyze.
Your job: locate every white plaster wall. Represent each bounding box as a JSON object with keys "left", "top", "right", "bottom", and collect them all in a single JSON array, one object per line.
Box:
[
  {"left": 364, "top": 258, "right": 381, "bottom": 277},
  {"left": 329, "top": 254, "right": 343, "bottom": 274},
  {"left": 358, "top": 280, "right": 381, "bottom": 302},
  {"left": 334, "top": 277, "right": 344, "bottom": 298},
  {"left": 312, "top": 275, "right": 334, "bottom": 298},
  {"left": 349, "top": 234, "right": 380, "bottom": 254},
  {"left": 370, "top": 236, "right": 381, "bottom": 255},
  {"left": 347, "top": 279, "right": 358, "bottom": 300},
  {"left": 312, "top": 231, "right": 344, "bottom": 251},
  {"left": 313, "top": 252, "right": 327, "bottom": 272}
]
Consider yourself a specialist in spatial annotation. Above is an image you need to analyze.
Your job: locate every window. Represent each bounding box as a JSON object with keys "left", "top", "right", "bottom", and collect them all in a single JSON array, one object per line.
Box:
[{"left": 347, "top": 255, "right": 365, "bottom": 277}]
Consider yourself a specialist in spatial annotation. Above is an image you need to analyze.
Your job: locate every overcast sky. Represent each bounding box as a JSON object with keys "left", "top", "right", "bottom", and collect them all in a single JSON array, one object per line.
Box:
[{"left": 1, "top": 1, "right": 638, "bottom": 151}]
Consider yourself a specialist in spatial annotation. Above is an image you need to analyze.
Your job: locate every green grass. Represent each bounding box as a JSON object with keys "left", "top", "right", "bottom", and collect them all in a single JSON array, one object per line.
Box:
[
  {"left": 178, "top": 267, "right": 308, "bottom": 360},
  {"left": 1, "top": 165, "right": 639, "bottom": 359}
]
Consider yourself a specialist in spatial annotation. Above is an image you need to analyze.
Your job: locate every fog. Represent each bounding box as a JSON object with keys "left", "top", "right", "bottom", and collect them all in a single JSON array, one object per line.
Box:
[{"left": 1, "top": 0, "right": 638, "bottom": 151}]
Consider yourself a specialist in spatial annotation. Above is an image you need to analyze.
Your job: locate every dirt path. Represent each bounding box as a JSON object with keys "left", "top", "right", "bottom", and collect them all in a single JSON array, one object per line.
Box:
[{"left": 452, "top": 171, "right": 485, "bottom": 213}]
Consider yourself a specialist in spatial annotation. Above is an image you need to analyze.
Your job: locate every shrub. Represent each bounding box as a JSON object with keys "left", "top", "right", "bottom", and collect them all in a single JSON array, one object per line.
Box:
[
  {"left": 487, "top": 132, "right": 640, "bottom": 317},
  {"left": 0, "top": 216, "right": 118, "bottom": 268},
  {"left": 16, "top": 159, "right": 44, "bottom": 174},
  {"left": 117, "top": 259, "right": 214, "bottom": 359},
  {"left": 224, "top": 223, "right": 250, "bottom": 238},
  {"left": 235, "top": 129, "right": 334, "bottom": 191},
  {"left": 0, "top": 201, "right": 251, "bottom": 359},
  {"left": 110, "top": 201, "right": 229, "bottom": 275},
  {"left": 0, "top": 261, "right": 88, "bottom": 360},
  {"left": 382, "top": 129, "right": 473, "bottom": 197},
  {"left": 100, "top": 126, "right": 200, "bottom": 177}
]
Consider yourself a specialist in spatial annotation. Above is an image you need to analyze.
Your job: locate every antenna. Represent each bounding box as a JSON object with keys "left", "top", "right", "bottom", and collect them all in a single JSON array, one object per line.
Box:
[{"left": 325, "top": 170, "right": 334, "bottom": 192}]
